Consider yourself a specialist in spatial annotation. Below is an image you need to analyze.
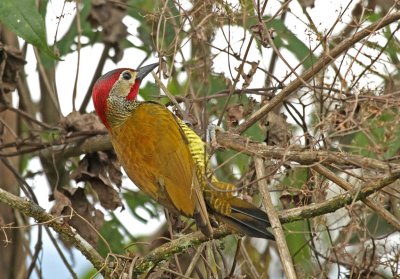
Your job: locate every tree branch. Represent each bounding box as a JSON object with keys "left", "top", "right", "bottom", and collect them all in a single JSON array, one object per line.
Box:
[
  {"left": 234, "top": 11, "right": 400, "bottom": 134},
  {"left": 312, "top": 164, "right": 400, "bottom": 231},
  {"left": 0, "top": 188, "right": 109, "bottom": 276},
  {"left": 132, "top": 228, "right": 231, "bottom": 275},
  {"left": 255, "top": 157, "right": 297, "bottom": 279},
  {"left": 35, "top": 131, "right": 399, "bottom": 172},
  {"left": 278, "top": 169, "right": 400, "bottom": 223},
  {"left": 214, "top": 131, "right": 398, "bottom": 171},
  {"left": 1, "top": 167, "right": 399, "bottom": 276},
  {"left": 40, "top": 134, "right": 112, "bottom": 159}
]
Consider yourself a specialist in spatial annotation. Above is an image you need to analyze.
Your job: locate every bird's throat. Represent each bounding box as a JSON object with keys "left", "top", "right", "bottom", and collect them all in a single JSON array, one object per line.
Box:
[{"left": 106, "top": 97, "right": 141, "bottom": 128}]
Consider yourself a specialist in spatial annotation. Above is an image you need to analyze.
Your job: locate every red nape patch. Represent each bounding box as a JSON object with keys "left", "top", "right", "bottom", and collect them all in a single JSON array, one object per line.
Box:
[
  {"left": 126, "top": 80, "right": 141, "bottom": 100},
  {"left": 92, "top": 68, "right": 129, "bottom": 129}
]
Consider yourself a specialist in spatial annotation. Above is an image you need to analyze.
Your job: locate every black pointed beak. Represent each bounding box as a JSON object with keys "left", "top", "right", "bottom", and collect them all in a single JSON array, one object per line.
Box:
[{"left": 136, "top": 63, "right": 159, "bottom": 81}]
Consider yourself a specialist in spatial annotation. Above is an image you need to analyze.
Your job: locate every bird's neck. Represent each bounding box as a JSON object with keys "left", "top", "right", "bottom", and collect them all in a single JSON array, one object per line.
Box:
[{"left": 106, "top": 97, "right": 141, "bottom": 128}]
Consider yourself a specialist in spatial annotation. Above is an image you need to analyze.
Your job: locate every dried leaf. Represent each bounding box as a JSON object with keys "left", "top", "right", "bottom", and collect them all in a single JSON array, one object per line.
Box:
[
  {"left": 226, "top": 104, "right": 244, "bottom": 128},
  {"left": 71, "top": 151, "right": 122, "bottom": 210},
  {"left": 261, "top": 108, "right": 291, "bottom": 147},
  {"left": 61, "top": 187, "right": 104, "bottom": 247},
  {"left": 279, "top": 188, "right": 311, "bottom": 209},
  {"left": 0, "top": 43, "right": 25, "bottom": 95},
  {"left": 244, "top": 97, "right": 257, "bottom": 117},
  {"left": 61, "top": 111, "right": 106, "bottom": 132},
  {"left": 91, "top": 178, "right": 122, "bottom": 210},
  {"left": 298, "top": 0, "right": 316, "bottom": 8},
  {"left": 49, "top": 190, "right": 72, "bottom": 216},
  {"left": 250, "top": 22, "right": 275, "bottom": 48},
  {"left": 159, "top": 59, "right": 169, "bottom": 79},
  {"left": 326, "top": 103, "right": 360, "bottom": 134},
  {"left": 106, "top": 152, "right": 123, "bottom": 186},
  {"left": 280, "top": 189, "right": 292, "bottom": 209},
  {"left": 87, "top": 0, "right": 128, "bottom": 63},
  {"left": 237, "top": 61, "right": 259, "bottom": 89}
]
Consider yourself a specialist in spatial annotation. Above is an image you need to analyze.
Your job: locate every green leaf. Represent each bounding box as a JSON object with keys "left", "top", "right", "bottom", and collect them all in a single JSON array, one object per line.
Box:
[
  {"left": 350, "top": 110, "right": 400, "bottom": 159},
  {"left": 123, "top": 190, "right": 160, "bottom": 223},
  {"left": 128, "top": 0, "right": 182, "bottom": 54},
  {"left": 0, "top": 0, "right": 58, "bottom": 59},
  {"left": 281, "top": 169, "right": 312, "bottom": 272},
  {"left": 97, "top": 217, "right": 125, "bottom": 256},
  {"left": 137, "top": 81, "right": 159, "bottom": 102},
  {"left": 284, "top": 221, "right": 313, "bottom": 272},
  {"left": 167, "top": 76, "right": 183, "bottom": 97},
  {"left": 215, "top": 149, "right": 249, "bottom": 182},
  {"left": 80, "top": 268, "right": 99, "bottom": 279}
]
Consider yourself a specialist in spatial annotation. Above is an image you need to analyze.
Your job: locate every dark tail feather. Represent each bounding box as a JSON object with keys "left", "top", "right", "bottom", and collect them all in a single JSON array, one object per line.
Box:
[{"left": 214, "top": 198, "right": 275, "bottom": 240}]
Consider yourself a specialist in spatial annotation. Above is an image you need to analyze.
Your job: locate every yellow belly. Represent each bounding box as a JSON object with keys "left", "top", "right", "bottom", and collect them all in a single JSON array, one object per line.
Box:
[{"left": 109, "top": 102, "right": 198, "bottom": 216}]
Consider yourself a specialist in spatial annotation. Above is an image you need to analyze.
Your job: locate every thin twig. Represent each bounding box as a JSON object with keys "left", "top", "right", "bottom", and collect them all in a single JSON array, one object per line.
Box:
[
  {"left": 151, "top": 71, "right": 189, "bottom": 120},
  {"left": 312, "top": 164, "right": 400, "bottom": 231},
  {"left": 33, "top": 47, "right": 61, "bottom": 117},
  {"left": 1, "top": 166, "right": 399, "bottom": 276},
  {"left": 72, "top": 0, "right": 82, "bottom": 111},
  {"left": 228, "top": 238, "right": 241, "bottom": 277},
  {"left": 235, "top": 11, "right": 400, "bottom": 134},
  {"left": 5, "top": 106, "right": 55, "bottom": 129},
  {"left": 44, "top": 226, "right": 78, "bottom": 279},
  {"left": 184, "top": 243, "right": 205, "bottom": 277},
  {"left": 239, "top": 239, "right": 260, "bottom": 279},
  {"left": 0, "top": 188, "right": 108, "bottom": 275},
  {"left": 254, "top": 157, "right": 297, "bottom": 279}
]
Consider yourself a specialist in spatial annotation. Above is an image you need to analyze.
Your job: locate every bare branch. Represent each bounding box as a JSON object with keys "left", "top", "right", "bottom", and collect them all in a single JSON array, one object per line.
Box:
[
  {"left": 214, "top": 131, "right": 397, "bottom": 171},
  {"left": 1, "top": 166, "right": 399, "bottom": 276},
  {"left": 0, "top": 188, "right": 108, "bottom": 276},
  {"left": 278, "top": 170, "right": 400, "bottom": 223},
  {"left": 255, "top": 157, "right": 298, "bottom": 279},
  {"left": 235, "top": 11, "right": 400, "bottom": 134},
  {"left": 32, "top": 131, "right": 398, "bottom": 172},
  {"left": 312, "top": 164, "right": 400, "bottom": 231}
]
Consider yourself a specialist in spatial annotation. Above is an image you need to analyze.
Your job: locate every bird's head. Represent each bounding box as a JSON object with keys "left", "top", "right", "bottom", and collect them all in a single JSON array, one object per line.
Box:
[{"left": 92, "top": 63, "right": 159, "bottom": 129}]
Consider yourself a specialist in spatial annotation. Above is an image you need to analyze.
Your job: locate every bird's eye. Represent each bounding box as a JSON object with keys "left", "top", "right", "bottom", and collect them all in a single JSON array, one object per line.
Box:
[{"left": 122, "top": 72, "right": 131, "bottom": 80}]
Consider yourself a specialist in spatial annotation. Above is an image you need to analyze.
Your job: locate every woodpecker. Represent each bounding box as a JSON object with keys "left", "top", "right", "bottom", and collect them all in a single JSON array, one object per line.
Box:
[{"left": 92, "top": 63, "right": 274, "bottom": 239}]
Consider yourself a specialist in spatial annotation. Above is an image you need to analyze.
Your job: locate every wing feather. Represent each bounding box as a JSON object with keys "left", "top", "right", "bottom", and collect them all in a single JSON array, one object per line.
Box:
[{"left": 111, "top": 102, "right": 207, "bottom": 220}]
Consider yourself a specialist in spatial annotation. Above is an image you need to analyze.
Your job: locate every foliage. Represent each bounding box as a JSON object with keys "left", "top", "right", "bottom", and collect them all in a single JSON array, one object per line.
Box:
[{"left": 0, "top": 0, "right": 58, "bottom": 59}]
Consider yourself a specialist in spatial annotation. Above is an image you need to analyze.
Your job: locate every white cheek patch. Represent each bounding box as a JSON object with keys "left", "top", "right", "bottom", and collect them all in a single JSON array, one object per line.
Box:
[
  {"left": 109, "top": 71, "right": 138, "bottom": 98},
  {"left": 110, "top": 81, "right": 130, "bottom": 97}
]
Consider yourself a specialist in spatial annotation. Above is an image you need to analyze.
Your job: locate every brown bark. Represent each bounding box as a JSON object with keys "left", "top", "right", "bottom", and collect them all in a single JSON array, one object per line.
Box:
[{"left": 0, "top": 25, "right": 26, "bottom": 279}]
